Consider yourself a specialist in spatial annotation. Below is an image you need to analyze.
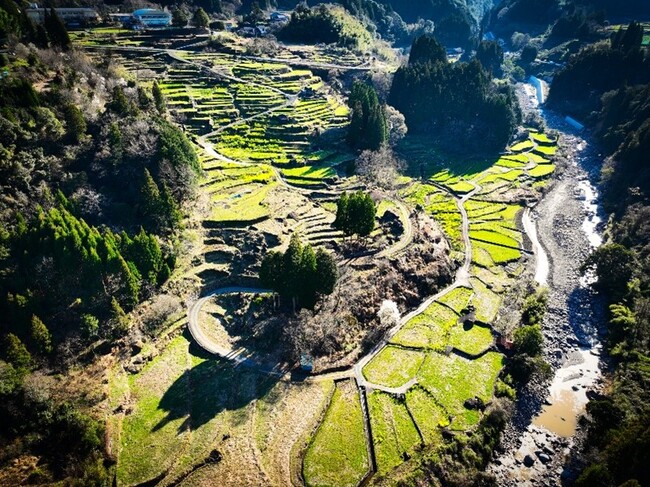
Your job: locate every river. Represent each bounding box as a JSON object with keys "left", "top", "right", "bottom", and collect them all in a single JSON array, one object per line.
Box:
[{"left": 490, "top": 83, "right": 607, "bottom": 486}]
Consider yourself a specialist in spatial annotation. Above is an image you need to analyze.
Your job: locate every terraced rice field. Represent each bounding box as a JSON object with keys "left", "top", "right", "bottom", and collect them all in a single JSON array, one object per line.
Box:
[
  {"left": 97, "top": 37, "right": 561, "bottom": 485},
  {"left": 303, "top": 380, "right": 370, "bottom": 487},
  {"left": 368, "top": 392, "right": 421, "bottom": 474}
]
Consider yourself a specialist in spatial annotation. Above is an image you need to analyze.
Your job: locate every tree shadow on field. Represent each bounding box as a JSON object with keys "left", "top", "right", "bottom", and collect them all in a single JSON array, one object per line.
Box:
[
  {"left": 152, "top": 333, "right": 279, "bottom": 434},
  {"left": 395, "top": 134, "right": 498, "bottom": 180}
]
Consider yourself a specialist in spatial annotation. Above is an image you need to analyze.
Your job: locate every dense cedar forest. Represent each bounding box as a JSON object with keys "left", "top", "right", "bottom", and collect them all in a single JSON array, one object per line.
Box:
[
  {"left": 389, "top": 34, "right": 520, "bottom": 152},
  {"left": 1, "top": 0, "right": 650, "bottom": 484},
  {"left": 278, "top": 3, "right": 372, "bottom": 48},
  {"left": 260, "top": 233, "right": 338, "bottom": 309}
]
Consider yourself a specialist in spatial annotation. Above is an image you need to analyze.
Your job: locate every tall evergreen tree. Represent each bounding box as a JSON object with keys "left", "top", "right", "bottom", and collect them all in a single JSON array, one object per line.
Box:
[
  {"left": 4, "top": 333, "right": 32, "bottom": 370},
  {"left": 193, "top": 8, "right": 210, "bottom": 28},
  {"left": 259, "top": 235, "right": 338, "bottom": 310},
  {"left": 315, "top": 248, "right": 337, "bottom": 295},
  {"left": 107, "top": 122, "right": 123, "bottom": 166},
  {"left": 30, "top": 315, "right": 53, "bottom": 355},
  {"left": 110, "top": 297, "right": 129, "bottom": 336},
  {"left": 108, "top": 86, "right": 130, "bottom": 116},
  {"left": 408, "top": 34, "right": 447, "bottom": 65},
  {"left": 347, "top": 82, "right": 387, "bottom": 150},
  {"left": 334, "top": 190, "right": 376, "bottom": 237},
  {"left": 152, "top": 80, "right": 166, "bottom": 113},
  {"left": 64, "top": 104, "right": 86, "bottom": 143},
  {"left": 44, "top": 8, "right": 70, "bottom": 50}
]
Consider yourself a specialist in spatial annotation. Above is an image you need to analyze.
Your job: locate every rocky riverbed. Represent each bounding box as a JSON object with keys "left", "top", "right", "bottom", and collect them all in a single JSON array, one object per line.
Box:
[{"left": 489, "top": 84, "right": 608, "bottom": 486}]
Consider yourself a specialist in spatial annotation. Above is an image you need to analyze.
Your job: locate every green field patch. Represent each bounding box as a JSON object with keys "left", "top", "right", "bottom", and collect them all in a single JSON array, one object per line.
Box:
[
  {"left": 479, "top": 169, "right": 523, "bottom": 184},
  {"left": 531, "top": 132, "right": 556, "bottom": 144},
  {"left": 529, "top": 164, "right": 556, "bottom": 178},
  {"left": 474, "top": 204, "right": 522, "bottom": 229},
  {"left": 465, "top": 201, "right": 504, "bottom": 219},
  {"left": 449, "top": 323, "right": 494, "bottom": 356},
  {"left": 211, "top": 183, "right": 274, "bottom": 222},
  {"left": 391, "top": 303, "right": 459, "bottom": 350},
  {"left": 527, "top": 152, "right": 551, "bottom": 164},
  {"left": 417, "top": 351, "right": 504, "bottom": 430},
  {"left": 470, "top": 265, "right": 510, "bottom": 294},
  {"left": 403, "top": 182, "right": 440, "bottom": 207},
  {"left": 509, "top": 140, "right": 534, "bottom": 152},
  {"left": 167, "top": 354, "right": 274, "bottom": 479},
  {"left": 471, "top": 222, "right": 522, "bottom": 242},
  {"left": 368, "top": 392, "right": 421, "bottom": 475},
  {"left": 502, "top": 153, "right": 529, "bottom": 163},
  {"left": 495, "top": 158, "right": 527, "bottom": 168},
  {"left": 303, "top": 380, "right": 369, "bottom": 487},
  {"left": 424, "top": 197, "right": 462, "bottom": 250},
  {"left": 472, "top": 245, "right": 494, "bottom": 267},
  {"left": 469, "top": 229, "right": 520, "bottom": 249},
  {"left": 282, "top": 165, "right": 337, "bottom": 179},
  {"left": 376, "top": 199, "right": 398, "bottom": 219},
  {"left": 470, "top": 277, "right": 502, "bottom": 324},
  {"left": 405, "top": 387, "right": 449, "bottom": 444},
  {"left": 437, "top": 286, "right": 474, "bottom": 314},
  {"left": 534, "top": 144, "right": 557, "bottom": 156},
  {"left": 444, "top": 180, "right": 475, "bottom": 194},
  {"left": 472, "top": 239, "right": 521, "bottom": 264},
  {"left": 363, "top": 346, "right": 425, "bottom": 388}
]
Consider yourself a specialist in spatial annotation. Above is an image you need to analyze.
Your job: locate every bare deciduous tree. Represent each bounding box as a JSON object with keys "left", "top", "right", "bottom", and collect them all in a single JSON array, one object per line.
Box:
[
  {"left": 355, "top": 145, "right": 405, "bottom": 189},
  {"left": 386, "top": 104, "right": 408, "bottom": 145}
]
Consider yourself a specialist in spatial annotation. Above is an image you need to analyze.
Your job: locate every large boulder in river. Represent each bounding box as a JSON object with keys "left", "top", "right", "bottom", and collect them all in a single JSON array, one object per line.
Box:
[{"left": 524, "top": 454, "right": 536, "bottom": 467}]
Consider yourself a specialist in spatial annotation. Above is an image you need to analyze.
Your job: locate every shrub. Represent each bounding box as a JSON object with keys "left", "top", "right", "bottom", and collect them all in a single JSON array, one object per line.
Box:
[{"left": 513, "top": 324, "right": 543, "bottom": 356}]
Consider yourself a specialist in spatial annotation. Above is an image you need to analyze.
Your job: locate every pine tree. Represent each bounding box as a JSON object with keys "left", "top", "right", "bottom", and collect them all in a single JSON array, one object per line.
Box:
[
  {"left": 160, "top": 182, "right": 182, "bottom": 230},
  {"left": 333, "top": 192, "right": 350, "bottom": 234},
  {"left": 141, "top": 169, "right": 162, "bottom": 226},
  {"left": 408, "top": 34, "right": 447, "bottom": 65},
  {"left": 172, "top": 8, "right": 189, "bottom": 27},
  {"left": 64, "top": 104, "right": 86, "bottom": 143},
  {"left": 108, "top": 86, "right": 130, "bottom": 116},
  {"left": 128, "top": 227, "right": 163, "bottom": 282},
  {"left": 283, "top": 234, "right": 303, "bottom": 308},
  {"left": 299, "top": 244, "right": 318, "bottom": 307},
  {"left": 30, "top": 315, "right": 53, "bottom": 354},
  {"left": 260, "top": 251, "right": 284, "bottom": 291},
  {"left": 152, "top": 81, "right": 166, "bottom": 113},
  {"left": 315, "top": 248, "right": 337, "bottom": 295},
  {"left": 44, "top": 8, "right": 71, "bottom": 50},
  {"left": 108, "top": 123, "right": 123, "bottom": 166},
  {"left": 110, "top": 297, "right": 130, "bottom": 336},
  {"left": 193, "top": 8, "right": 210, "bottom": 28},
  {"left": 4, "top": 333, "right": 32, "bottom": 370},
  {"left": 333, "top": 190, "right": 376, "bottom": 238},
  {"left": 347, "top": 82, "right": 387, "bottom": 150},
  {"left": 81, "top": 314, "right": 99, "bottom": 337},
  {"left": 259, "top": 235, "right": 338, "bottom": 309}
]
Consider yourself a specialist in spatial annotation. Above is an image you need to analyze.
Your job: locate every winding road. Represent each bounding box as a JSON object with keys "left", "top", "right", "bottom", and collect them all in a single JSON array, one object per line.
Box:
[{"left": 187, "top": 176, "right": 483, "bottom": 391}]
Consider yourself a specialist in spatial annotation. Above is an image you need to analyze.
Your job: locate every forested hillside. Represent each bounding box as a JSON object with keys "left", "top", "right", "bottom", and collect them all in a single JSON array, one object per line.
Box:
[
  {"left": 389, "top": 34, "right": 520, "bottom": 152},
  {"left": 0, "top": 11, "right": 199, "bottom": 480}
]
